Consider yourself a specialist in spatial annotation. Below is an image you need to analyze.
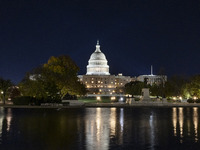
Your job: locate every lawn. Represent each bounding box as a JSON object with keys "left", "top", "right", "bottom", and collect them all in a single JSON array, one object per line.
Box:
[{"left": 78, "top": 98, "right": 112, "bottom": 103}]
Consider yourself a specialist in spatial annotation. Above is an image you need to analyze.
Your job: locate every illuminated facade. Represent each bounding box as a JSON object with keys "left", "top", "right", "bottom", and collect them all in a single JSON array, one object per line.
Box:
[
  {"left": 137, "top": 66, "right": 167, "bottom": 86},
  {"left": 86, "top": 40, "right": 110, "bottom": 75},
  {"left": 78, "top": 73, "right": 133, "bottom": 95},
  {"left": 137, "top": 75, "right": 167, "bottom": 86},
  {"left": 78, "top": 41, "right": 135, "bottom": 95}
]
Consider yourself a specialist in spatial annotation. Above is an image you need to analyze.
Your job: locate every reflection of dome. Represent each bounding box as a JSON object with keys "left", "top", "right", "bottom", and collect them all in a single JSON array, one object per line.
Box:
[{"left": 86, "top": 41, "right": 110, "bottom": 75}]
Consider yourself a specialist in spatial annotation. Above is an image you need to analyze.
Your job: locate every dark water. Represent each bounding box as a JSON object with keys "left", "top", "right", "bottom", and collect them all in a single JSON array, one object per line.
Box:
[{"left": 0, "top": 107, "right": 200, "bottom": 150}]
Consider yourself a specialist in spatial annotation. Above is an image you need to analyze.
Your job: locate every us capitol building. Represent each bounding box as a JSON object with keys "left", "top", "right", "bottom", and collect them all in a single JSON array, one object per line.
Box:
[
  {"left": 78, "top": 41, "right": 166, "bottom": 97},
  {"left": 78, "top": 41, "right": 135, "bottom": 96}
]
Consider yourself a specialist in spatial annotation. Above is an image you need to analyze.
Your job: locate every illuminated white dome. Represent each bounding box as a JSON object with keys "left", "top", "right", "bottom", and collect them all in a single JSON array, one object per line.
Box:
[{"left": 86, "top": 41, "right": 110, "bottom": 75}]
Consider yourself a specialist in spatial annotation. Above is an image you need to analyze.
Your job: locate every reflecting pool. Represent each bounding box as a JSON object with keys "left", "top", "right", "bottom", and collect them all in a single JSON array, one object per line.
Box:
[{"left": 0, "top": 107, "right": 200, "bottom": 149}]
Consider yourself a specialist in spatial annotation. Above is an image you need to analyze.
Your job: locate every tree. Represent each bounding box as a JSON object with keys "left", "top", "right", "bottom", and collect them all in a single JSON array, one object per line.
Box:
[
  {"left": 7, "top": 86, "right": 21, "bottom": 100},
  {"left": 19, "top": 70, "right": 60, "bottom": 99},
  {"left": 149, "top": 75, "right": 188, "bottom": 98},
  {"left": 150, "top": 83, "right": 160, "bottom": 97},
  {"left": 43, "top": 55, "right": 86, "bottom": 97},
  {"left": 158, "top": 67, "right": 166, "bottom": 98},
  {"left": 164, "top": 75, "right": 188, "bottom": 97},
  {"left": 125, "top": 81, "right": 145, "bottom": 97},
  {"left": 182, "top": 75, "right": 200, "bottom": 98},
  {"left": 0, "top": 78, "right": 12, "bottom": 104},
  {"left": 19, "top": 55, "right": 87, "bottom": 100}
]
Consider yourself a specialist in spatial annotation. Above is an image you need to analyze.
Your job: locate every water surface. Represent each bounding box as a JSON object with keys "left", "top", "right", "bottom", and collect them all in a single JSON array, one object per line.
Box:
[{"left": 0, "top": 107, "right": 200, "bottom": 150}]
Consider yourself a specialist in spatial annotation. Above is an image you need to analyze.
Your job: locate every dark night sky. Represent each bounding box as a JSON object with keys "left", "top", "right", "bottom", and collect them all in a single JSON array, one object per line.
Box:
[{"left": 0, "top": 0, "right": 200, "bottom": 84}]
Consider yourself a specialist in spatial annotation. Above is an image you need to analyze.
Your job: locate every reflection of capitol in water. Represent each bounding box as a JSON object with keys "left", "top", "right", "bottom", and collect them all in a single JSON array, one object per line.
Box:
[
  {"left": 85, "top": 108, "right": 124, "bottom": 150},
  {"left": 172, "top": 107, "right": 199, "bottom": 143},
  {"left": 85, "top": 107, "right": 200, "bottom": 149},
  {"left": 0, "top": 107, "right": 200, "bottom": 149}
]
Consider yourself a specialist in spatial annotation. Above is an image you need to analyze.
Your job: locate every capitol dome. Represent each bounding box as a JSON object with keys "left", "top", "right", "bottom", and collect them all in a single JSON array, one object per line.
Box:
[{"left": 86, "top": 41, "right": 110, "bottom": 75}]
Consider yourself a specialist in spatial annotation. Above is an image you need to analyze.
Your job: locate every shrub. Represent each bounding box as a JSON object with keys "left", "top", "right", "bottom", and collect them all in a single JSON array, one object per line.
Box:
[
  {"left": 33, "top": 97, "right": 61, "bottom": 105},
  {"left": 12, "top": 96, "right": 33, "bottom": 105},
  {"left": 12, "top": 96, "right": 61, "bottom": 105},
  {"left": 134, "top": 97, "right": 140, "bottom": 101},
  {"left": 187, "top": 98, "right": 194, "bottom": 103},
  {"left": 195, "top": 99, "right": 200, "bottom": 103},
  {"left": 62, "top": 94, "right": 77, "bottom": 100}
]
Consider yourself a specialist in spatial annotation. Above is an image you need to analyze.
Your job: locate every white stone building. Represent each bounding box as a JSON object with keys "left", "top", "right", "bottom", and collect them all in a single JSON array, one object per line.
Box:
[
  {"left": 137, "top": 66, "right": 167, "bottom": 86},
  {"left": 78, "top": 41, "right": 135, "bottom": 96},
  {"left": 137, "top": 75, "right": 167, "bottom": 86}
]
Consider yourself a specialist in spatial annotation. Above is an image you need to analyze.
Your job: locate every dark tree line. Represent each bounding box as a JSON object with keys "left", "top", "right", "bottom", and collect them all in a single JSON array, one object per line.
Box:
[
  {"left": 125, "top": 75, "right": 200, "bottom": 99},
  {"left": 0, "top": 55, "right": 87, "bottom": 105}
]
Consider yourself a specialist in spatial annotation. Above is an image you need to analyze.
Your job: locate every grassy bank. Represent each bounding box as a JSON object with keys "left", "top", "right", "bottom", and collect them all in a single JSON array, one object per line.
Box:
[{"left": 78, "top": 96, "right": 115, "bottom": 103}]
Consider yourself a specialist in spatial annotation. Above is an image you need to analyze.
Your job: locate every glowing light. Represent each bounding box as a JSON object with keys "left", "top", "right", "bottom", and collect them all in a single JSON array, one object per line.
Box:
[
  {"left": 119, "top": 97, "right": 124, "bottom": 101},
  {"left": 97, "top": 96, "right": 101, "bottom": 101},
  {"left": 194, "top": 96, "right": 197, "bottom": 100},
  {"left": 111, "top": 97, "right": 116, "bottom": 100}
]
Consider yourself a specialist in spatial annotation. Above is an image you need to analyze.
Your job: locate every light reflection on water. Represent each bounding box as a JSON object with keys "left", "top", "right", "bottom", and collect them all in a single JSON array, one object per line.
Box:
[
  {"left": 193, "top": 107, "right": 198, "bottom": 142},
  {"left": 179, "top": 107, "right": 184, "bottom": 143},
  {"left": 0, "top": 107, "right": 12, "bottom": 144},
  {"left": 110, "top": 108, "right": 116, "bottom": 136},
  {"left": 0, "top": 108, "right": 3, "bottom": 144},
  {"left": 149, "top": 112, "right": 155, "bottom": 150},
  {"left": 86, "top": 108, "right": 121, "bottom": 150},
  {"left": 0, "top": 107, "right": 200, "bottom": 149},
  {"left": 6, "top": 108, "right": 12, "bottom": 132},
  {"left": 172, "top": 107, "right": 199, "bottom": 143},
  {"left": 172, "top": 107, "right": 177, "bottom": 136}
]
